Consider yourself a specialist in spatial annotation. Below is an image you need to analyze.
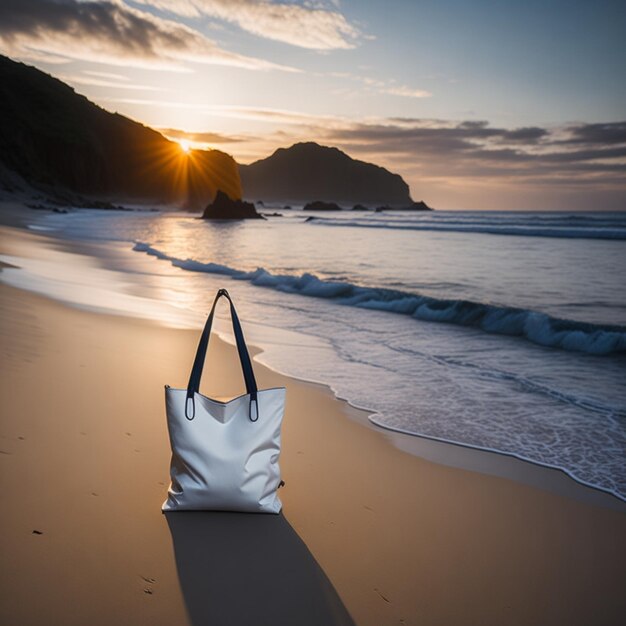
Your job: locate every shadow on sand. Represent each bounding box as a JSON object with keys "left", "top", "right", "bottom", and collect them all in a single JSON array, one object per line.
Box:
[{"left": 166, "top": 512, "right": 355, "bottom": 626}]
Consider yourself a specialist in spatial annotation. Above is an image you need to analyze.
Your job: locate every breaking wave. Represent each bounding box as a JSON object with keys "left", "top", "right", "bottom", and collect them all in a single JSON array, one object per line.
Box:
[{"left": 133, "top": 242, "right": 626, "bottom": 356}]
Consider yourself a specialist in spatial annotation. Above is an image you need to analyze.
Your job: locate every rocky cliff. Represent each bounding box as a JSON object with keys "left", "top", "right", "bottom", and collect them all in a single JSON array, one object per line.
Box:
[{"left": 0, "top": 55, "right": 241, "bottom": 208}]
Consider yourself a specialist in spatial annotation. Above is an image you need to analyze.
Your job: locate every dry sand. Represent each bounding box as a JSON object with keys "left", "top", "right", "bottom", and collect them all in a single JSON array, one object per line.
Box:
[{"left": 1, "top": 227, "right": 625, "bottom": 625}]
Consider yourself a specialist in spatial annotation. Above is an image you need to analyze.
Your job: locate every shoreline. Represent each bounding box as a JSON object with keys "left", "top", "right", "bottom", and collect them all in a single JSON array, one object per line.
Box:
[
  {"left": 1, "top": 216, "right": 624, "bottom": 510},
  {"left": 372, "top": 418, "right": 626, "bottom": 509}
]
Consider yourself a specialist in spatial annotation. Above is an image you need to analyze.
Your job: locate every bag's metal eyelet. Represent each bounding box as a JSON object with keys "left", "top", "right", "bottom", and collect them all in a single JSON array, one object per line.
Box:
[
  {"left": 185, "top": 396, "right": 195, "bottom": 420},
  {"left": 249, "top": 398, "right": 259, "bottom": 422}
]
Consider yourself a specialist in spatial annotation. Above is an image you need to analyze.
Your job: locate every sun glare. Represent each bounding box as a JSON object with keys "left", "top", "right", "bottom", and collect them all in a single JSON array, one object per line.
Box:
[{"left": 179, "top": 139, "right": 191, "bottom": 154}]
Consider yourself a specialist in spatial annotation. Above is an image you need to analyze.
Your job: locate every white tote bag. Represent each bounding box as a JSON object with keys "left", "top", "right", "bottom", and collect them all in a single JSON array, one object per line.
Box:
[{"left": 162, "top": 288, "right": 285, "bottom": 513}]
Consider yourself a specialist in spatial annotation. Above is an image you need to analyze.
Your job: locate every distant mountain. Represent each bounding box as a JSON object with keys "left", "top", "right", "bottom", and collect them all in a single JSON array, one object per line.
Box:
[
  {"left": 238, "top": 142, "right": 413, "bottom": 206},
  {"left": 0, "top": 55, "right": 240, "bottom": 208}
]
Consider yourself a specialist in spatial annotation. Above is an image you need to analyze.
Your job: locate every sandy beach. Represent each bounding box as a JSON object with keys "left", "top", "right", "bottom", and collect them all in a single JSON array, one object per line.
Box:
[{"left": 0, "top": 222, "right": 625, "bottom": 626}]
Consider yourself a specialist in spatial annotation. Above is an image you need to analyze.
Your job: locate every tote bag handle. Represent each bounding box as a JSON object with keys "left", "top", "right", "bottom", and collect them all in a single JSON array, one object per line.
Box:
[{"left": 185, "top": 289, "right": 258, "bottom": 421}]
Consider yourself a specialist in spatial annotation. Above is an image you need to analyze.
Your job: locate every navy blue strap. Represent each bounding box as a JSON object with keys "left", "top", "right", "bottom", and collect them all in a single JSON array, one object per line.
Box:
[{"left": 185, "top": 289, "right": 258, "bottom": 421}]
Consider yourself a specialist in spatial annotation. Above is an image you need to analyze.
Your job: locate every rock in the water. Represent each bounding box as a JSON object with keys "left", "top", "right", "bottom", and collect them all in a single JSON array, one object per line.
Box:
[
  {"left": 376, "top": 200, "right": 433, "bottom": 212},
  {"left": 405, "top": 200, "right": 433, "bottom": 211},
  {"left": 352, "top": 204, "right": 368, "bottom": 211},
  {"left": 303, "top": 201, "right": 343, "bottom": 211},
  {"left": 202, "top": 190, "right": 264, "bottom": 219}
]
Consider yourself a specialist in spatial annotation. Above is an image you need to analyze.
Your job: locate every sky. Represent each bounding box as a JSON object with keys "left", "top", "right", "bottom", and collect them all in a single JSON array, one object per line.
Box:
[{"left": 0, "top": 0, "right": 625, "bottom": 209}]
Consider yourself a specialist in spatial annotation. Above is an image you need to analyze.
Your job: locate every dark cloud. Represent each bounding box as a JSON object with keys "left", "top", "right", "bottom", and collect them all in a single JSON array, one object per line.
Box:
[
  {"left": 500, "top": 127, "right": 548, "bottom": 142},
  {"left": 542, "top": 145, "right": 626, "bottom": 162},
  {"left": 323, "top": 120, "right": 626, "bottom": 187},
  {"left": 561, "top": 121, "right": 626, "bottom": 144},
  {"left": 330, "top": 124, "right": 497, "bottom": 154},
  {"left": 458, "top": 120, "right": 490, "bottom": 130},
  {"left": 330, "top": 122, "right": 552, "bottom": 156},
  {"left": 0, "top": 0, "right": 194, "bottom": 56},
  {"left": 0, "top": 0, "right": 293, "bottom": 71}
]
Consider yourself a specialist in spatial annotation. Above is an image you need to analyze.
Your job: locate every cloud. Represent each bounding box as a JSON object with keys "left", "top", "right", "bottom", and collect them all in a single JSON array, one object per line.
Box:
[
  {"left": 105, "top": 99, "right": 351, "bottom": 132},
  {"left": 560, "top": 121, "right": 626, "bottom": 145},
  {"left": 109, "top": 100, "right": 347, "bottom": 125},
  {"left": 158, "top": 127, "right": 244, "bottom": 144},
  {"left": 324, "top": 71, "right": 433, "bottom": 100},
  {"left": 206, "top": 105, "right": 349, "bottom": 127},
  {"left": 133, "top": 0, "right": 362, "bottom": 50},
  {"left": 0, "top": 0, "right": 297, "bottom": 72},
  {"left": 101, "top": 97, "right": 214, "bottom": 110},
  {"left": 83, "top": 70, "right": 131, "bottom": 81},
  {"left": 59, "top": 73, "right": 167, "bottom": 91},
  {"left": 384, "top": 86, "right": 432, "bottom": 99},
  {"left": 320, "top": 119, "right": 626, "bottom": 188},
  {"left": 499, "top": 127, "right": 548, "bottom": 142}
]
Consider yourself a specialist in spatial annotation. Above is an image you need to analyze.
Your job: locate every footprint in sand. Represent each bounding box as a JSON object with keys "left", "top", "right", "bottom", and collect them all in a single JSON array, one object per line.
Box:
[{"left": 141, "top": 576, "right": 156, "bottom": 595}]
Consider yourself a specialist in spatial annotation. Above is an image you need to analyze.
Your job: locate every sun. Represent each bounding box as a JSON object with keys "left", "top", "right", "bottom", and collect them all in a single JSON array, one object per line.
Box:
[{"left": 179, "top": 139, "right": 191, "bottom": 154}]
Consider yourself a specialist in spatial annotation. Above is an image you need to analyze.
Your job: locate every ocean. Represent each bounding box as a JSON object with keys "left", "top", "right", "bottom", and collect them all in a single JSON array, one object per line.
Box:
[{"left": 4, "top": 207, "right": 626, "bottom": 501}]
